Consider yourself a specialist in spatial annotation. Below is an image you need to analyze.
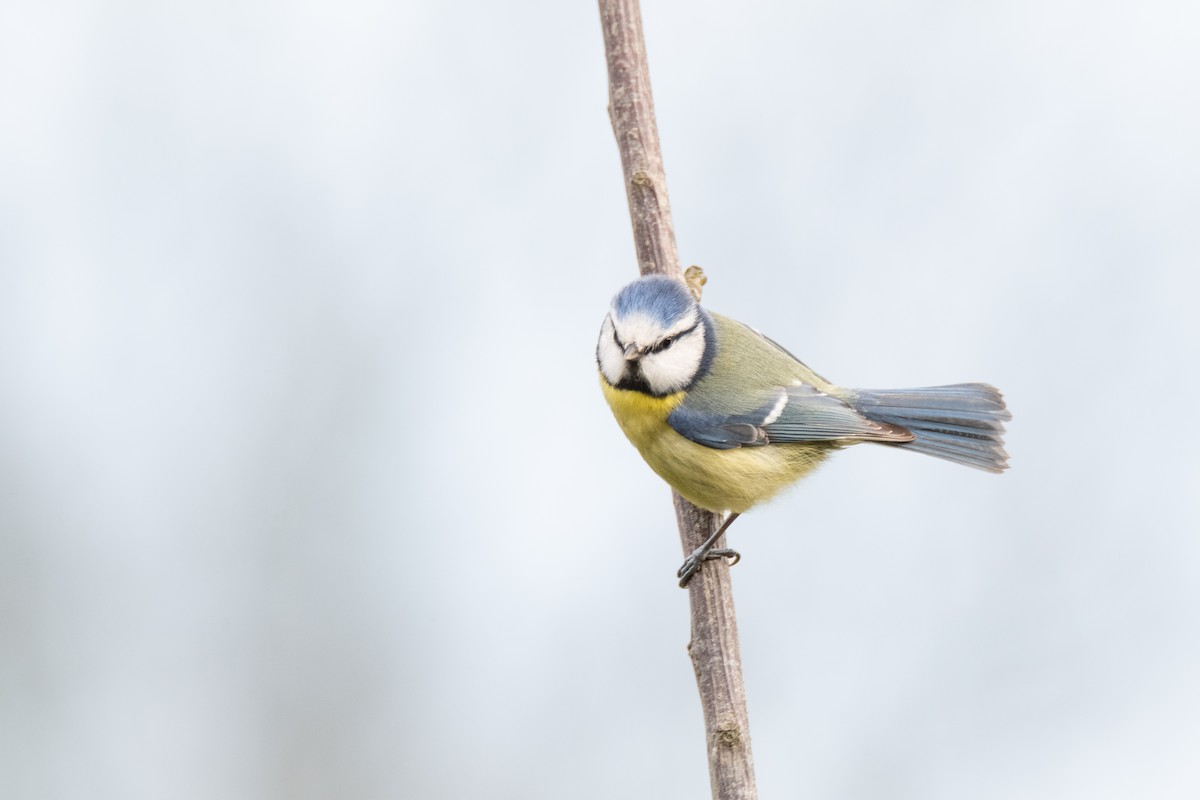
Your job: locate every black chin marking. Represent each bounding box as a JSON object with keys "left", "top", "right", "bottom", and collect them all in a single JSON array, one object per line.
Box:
[{"left": 615, "top": 365, "right": 659, "bottom": 396}]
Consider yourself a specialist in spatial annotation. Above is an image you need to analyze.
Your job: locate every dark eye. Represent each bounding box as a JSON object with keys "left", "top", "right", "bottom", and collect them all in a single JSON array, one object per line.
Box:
[{"left": 655, "top": 336, "right": 674, "bottom": 353}]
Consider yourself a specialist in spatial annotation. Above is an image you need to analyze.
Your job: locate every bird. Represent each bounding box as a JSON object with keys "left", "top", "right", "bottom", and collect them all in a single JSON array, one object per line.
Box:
[{"left": 596, "top": 273, "right": 1010, "bottom": 586}]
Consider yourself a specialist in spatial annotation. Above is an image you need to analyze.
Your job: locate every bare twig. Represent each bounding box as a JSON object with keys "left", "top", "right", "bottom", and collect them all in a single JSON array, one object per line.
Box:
[{"left": 598, "top": 2, "right": 757, "bottom": 798}]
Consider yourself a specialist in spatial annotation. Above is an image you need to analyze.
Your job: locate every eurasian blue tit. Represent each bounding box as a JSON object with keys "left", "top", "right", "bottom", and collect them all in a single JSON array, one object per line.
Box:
[{"left": 596, "top": 274, "right": 1010, "bottom": 585}]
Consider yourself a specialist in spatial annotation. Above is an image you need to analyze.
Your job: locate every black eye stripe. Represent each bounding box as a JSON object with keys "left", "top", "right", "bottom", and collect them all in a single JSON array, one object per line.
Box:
[{"left": 650, "top": 320, "right": 699, "bottom": 354}]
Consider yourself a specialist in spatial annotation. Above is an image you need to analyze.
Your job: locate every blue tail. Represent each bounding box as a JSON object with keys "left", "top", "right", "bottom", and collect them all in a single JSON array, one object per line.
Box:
[{"left": 851, "top": 383, "right": 1010, "bottom": 473}]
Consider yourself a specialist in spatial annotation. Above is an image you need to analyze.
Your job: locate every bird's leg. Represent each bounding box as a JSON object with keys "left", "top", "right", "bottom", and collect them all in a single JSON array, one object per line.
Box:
[{"left": 677, "top": 512, "right": 741, "bottom": 588}]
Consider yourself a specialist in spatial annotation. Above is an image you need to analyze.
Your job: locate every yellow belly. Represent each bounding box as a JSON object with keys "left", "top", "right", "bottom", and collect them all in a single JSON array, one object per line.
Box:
[{"left": 600, "top": 377, "right": 836, "bottom": 513}]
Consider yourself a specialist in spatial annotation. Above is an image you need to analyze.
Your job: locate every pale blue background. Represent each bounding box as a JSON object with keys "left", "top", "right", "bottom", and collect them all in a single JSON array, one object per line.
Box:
[{"left": 2, "top": 1, "right": 1198, "bottom": 798}]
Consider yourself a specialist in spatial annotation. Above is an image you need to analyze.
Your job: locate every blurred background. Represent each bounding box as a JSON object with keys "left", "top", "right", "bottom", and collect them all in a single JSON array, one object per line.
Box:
[{"left": 2, "top": 1, "right": 1197, "bottom": 798}]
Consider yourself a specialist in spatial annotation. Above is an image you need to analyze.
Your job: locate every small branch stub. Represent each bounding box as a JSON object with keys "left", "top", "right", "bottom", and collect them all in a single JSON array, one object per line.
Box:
[{"left": 684, "top": 265, "right": 707, "bottom": 301}]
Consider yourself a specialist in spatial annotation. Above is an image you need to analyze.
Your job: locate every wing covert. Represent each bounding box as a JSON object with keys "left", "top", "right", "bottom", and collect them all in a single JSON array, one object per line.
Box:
[{"left": 668, "top": 383, "right": 913, "bottom": 450}]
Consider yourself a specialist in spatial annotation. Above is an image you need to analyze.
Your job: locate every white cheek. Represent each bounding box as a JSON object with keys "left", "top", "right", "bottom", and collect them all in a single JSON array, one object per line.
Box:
[
  {"left": 639, "top": 331, "right": 705, "bottom": 395},
  {"left": 597, "top": 318, "right": 627, "bottom": 385}
]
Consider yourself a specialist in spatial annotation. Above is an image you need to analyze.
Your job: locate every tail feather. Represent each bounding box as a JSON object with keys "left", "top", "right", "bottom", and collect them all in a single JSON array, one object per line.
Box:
[{"left": 852, "top": 383, "right": 1011, "bottom": 473}]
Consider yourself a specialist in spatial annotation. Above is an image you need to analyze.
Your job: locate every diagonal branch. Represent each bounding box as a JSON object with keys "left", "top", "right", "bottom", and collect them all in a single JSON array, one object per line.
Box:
[{"left": 598, "top": 2, "right": 757, "bottom": 798}]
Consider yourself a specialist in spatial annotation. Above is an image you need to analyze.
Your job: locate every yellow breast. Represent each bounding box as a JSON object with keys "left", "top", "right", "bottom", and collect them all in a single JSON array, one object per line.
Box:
[
  {"left": 600, "top": 374, "right": 836, "bottom": 513},
  {"left": 600, "top": 377, "right": 685, "bottom": 446}
]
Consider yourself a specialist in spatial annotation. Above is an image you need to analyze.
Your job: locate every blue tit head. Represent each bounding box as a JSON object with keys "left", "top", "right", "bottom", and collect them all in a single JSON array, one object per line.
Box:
[{"left": 597, "top": 275, "right": 715, "bottom": 396}]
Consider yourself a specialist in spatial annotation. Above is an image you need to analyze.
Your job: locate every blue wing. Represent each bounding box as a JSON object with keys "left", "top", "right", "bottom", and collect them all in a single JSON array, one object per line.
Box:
[{"left": 668, "top": 384, "right": 913, "bottom": 450}]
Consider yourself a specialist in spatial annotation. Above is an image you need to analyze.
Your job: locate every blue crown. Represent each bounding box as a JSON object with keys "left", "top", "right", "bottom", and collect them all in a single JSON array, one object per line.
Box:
[{"left": 612, "top": 276, "right": 695, "bottom": 325}]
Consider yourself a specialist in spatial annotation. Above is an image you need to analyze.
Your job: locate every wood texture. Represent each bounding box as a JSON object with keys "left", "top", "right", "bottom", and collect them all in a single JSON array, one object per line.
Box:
[
  {"left": 599, "top": 0, "right": 679, "bottom": 277},
  {"left": 598, "top": 2, "right": 758, "bottom": 798}
]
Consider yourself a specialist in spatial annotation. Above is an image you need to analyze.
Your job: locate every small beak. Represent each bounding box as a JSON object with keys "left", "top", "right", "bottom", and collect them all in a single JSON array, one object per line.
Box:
[{"left": 623, "top": 343, "right": 644, "bottom": 362}]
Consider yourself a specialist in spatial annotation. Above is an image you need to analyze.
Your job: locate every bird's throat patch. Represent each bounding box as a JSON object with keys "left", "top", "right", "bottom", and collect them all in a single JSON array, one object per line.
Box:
[{"left": 600, "top": 375, "right": 685, "bottom": 448}]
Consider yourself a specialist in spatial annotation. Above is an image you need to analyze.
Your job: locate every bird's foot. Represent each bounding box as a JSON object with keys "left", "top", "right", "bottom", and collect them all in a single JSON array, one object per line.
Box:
[{"left": 677, "top": 547, "right": 741, "bottom": 588}]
